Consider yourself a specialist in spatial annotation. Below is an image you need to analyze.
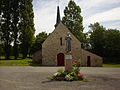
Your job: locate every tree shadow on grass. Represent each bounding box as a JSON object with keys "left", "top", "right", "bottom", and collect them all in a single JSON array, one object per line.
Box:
[
  {"left": 28, "top": 61, "right": 64, "bottom": 67},
  {"left": 27, "top": 61, "right": 42, "bottom": 67}
]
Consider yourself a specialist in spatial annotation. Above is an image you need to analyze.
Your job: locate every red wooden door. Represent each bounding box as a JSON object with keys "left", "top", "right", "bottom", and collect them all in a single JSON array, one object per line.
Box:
[{"left": 57, "top": 53, "right": 64, "bottom": 66}]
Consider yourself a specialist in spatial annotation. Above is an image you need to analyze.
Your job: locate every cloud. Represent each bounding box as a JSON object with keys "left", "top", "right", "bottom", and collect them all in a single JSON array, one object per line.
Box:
[
  {"left": 78, "top": 0, "right": 120, "bottom": 10},
  {"left": 102, "top": 21, "right": 120, "bottom": 30},
  {"left": 84, "top": 7, "right": 120, "bottom": 24},
  {"left": 33, "top": 0, "right": 70, "bottom": 35},
  {"left": 33, "top": 0, "right": 120, "bottom": 35},
  {"left": 33, "top": 0, "right": 57, "bottom": 35}
]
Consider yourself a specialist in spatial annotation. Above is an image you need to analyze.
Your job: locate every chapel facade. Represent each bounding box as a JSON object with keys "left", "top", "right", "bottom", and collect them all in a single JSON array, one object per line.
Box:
[{"left": 33, "top": 6, "right": 103, "bottom": 67}]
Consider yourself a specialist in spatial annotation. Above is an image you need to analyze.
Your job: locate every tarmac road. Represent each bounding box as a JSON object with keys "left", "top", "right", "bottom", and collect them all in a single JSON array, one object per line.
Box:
[{"left": 0, "top": 66, "right": 120, "bottom": 90}]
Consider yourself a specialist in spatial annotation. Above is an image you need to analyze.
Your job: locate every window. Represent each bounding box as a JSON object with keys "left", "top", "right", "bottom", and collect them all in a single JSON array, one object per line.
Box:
[{"left": 60, "top": 37, "right": 62, "bottom": 46}]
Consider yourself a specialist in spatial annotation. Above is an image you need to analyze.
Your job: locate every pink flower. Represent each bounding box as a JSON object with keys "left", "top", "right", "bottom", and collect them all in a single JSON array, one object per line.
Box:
[{"left": 78, "top": 73, "right": 84, "bottom": 78}]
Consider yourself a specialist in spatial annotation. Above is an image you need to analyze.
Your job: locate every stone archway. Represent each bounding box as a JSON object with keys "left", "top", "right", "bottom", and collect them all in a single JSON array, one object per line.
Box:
[{"left": 57, "top": 53, "right": 65, "bottom": 66}]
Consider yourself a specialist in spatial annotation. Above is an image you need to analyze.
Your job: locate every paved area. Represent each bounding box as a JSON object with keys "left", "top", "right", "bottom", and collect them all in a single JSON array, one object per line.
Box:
[{"left": 0, "top": 67, "right": 120, "bottom": 90}]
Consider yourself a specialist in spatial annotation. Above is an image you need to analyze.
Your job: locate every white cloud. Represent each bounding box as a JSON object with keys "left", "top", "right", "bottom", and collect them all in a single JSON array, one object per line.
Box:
[
  {"left": 104, "top": 21, "right": 120, "bottom": 30},
  {"left": 33, "top": 0, "right": 120, "bottom": 35},
  {"left": 84, "top": 7, "right": 120, "bottom": 24},
  {"left": 78, "top": 0, "right": 120, "bottom": 9},
  {"left": 33, "top": 0, "right": 56, "bottom": 35},
  {"left": 33, "top": 0, "right": 71, "bottom": 35}
]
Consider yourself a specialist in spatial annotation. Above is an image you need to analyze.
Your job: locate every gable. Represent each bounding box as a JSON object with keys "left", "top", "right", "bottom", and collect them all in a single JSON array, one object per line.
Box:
[{"left": 42, "top": 22, "right": 81, "bottom": 47}]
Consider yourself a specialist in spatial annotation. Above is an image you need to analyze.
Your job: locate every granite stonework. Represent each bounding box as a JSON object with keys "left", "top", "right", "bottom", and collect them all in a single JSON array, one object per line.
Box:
[
  {"left": 32, "top": 50, "right": 42, "bottom": 64},
  {"left": 33, "top": 22, "right": 103, "bottom": 66},
  {"left": 65, "top": 53, "right": 73, "bottom": 71}
]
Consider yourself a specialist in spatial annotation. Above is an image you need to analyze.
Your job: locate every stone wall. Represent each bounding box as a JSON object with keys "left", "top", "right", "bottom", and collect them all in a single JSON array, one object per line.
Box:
[
  {"left": 81, "top": 49, "right": 103, "bottom": 66},
  {"left": 33, "top": 22, "right": 103, "bottom": 66},
  {"left": 32, "top": 50, "right": 42, "bottom": 64},
  {"left": 42, "top": 22, "right": 82, "bottom": 66}
]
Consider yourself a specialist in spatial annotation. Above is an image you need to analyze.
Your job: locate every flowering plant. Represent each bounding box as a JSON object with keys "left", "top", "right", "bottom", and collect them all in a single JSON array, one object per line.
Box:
[
  {"left": 48, "top": 61, "right": 87, "bottom": 81},
  {"left": 65, "top": 74, "right": 74, "bottom": 81}
]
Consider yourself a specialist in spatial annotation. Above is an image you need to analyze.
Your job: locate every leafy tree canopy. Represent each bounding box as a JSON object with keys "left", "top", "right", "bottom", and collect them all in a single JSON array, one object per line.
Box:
[
  {"left": 30, "top": 32, "right": 48, "bottom": 54},
  {"left": 88, "top": 22, "right": 120, "bottom": 58},
  {"left": 62, "top": 0, "right": 84, "bottom": 42},
  {"left": 88, "top": 22, "right": 106, "bottom": 56}
]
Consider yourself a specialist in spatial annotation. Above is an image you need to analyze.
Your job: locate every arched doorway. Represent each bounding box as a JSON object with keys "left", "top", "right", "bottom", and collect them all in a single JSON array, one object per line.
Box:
[{"left": 57, "top": 53, "right": 64, "bottom": 66}]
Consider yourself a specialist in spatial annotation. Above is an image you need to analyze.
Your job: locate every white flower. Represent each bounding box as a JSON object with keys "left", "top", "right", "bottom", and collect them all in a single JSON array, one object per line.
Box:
[
  {"left": 65, "top": 74, "right": 73, "bottom": 81},
  {"left": 53, "top": 72, "right": 60, "bottom": 76}
]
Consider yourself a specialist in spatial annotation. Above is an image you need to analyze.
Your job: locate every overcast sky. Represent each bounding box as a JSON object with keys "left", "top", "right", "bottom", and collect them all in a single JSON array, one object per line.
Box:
[{"left": 32, "top": 0, "right": 120, "bottom": 35}]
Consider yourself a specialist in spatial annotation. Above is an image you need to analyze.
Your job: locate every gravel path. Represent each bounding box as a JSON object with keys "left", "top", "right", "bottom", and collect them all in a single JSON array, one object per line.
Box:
[{"left": 0, "top": 67, "right": 120, "bottom": 90}]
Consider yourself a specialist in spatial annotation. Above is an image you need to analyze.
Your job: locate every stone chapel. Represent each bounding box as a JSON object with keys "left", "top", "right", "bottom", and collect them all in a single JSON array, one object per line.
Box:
[{"left": 33, "top": 6, "right": 103, "bottom": 67}]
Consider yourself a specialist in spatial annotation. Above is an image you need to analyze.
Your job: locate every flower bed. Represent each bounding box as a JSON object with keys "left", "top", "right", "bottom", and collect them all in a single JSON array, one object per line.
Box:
[{"left": 48, "top": 61, "right": 88, "bottom": 81}]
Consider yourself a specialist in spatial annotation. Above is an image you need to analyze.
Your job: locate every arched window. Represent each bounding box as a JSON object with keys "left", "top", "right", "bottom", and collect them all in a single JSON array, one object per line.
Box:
[{"left": 60, "top": 37, "right": 62, "bottom": 46}]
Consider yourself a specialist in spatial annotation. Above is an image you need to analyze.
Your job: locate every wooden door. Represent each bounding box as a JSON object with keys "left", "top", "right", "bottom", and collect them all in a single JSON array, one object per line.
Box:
[
  {"left": 57, "top": 53, "right": 64, "bottom": 66},
  {"left": 87, "top": 56, "right": 91, "bottom": 67}
]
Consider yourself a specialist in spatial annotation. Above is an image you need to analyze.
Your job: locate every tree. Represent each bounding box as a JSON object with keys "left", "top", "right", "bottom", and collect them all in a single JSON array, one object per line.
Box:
[
  {"left": 11, "top": 0, "right": 20, "bottom": 59},
  {"left": 1, "top": 0, "right": 13, "bottom": 59},
  {"left": 62, "top": 0, "right": 84, "bottom": 43},
  {"left": 88, "top": 22, "right": 106, "bottom": 56},
  {"left": 19, "top": 0, "right": 35, "bottom": 59},
  {"left": 0, "top": 0, "right": 35, "bottom": 59},
  {"left": 104, "top": 29, "right": 120, "bottom": 57},
  {"left": 30, "top": 32, "right": 48, "bottom": 54},
  {"left": 0, "top": 44, "right": 4, "bottom": 59},
  {"left": 88, "top": 22, "right": 120, "bottom": 63}
]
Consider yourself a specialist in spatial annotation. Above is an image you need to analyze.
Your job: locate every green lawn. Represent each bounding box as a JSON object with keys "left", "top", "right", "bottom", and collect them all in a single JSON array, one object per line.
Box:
[
  {"left": 0, "top": 59, "right": 40, "bottom": 66},
  {"left": 0, "top": 59, "right": 120, "bottom": 67},
  {"left": 103, "top": 63, "right": 120, "bottom": 67}
]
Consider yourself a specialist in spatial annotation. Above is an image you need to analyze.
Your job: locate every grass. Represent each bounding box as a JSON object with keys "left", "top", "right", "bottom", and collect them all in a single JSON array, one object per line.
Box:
[
  {"left": 0, "top": 56, "right": 5, "bottom": 59},
  {"left": 0, "top": 59, "right": 41, "bottom": 66},
  {"left": 0, "top": 57, "right": 120, "bottom": 67},
  {"left": 103, "top": 63, "right": 120, "bottom": 67}
]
